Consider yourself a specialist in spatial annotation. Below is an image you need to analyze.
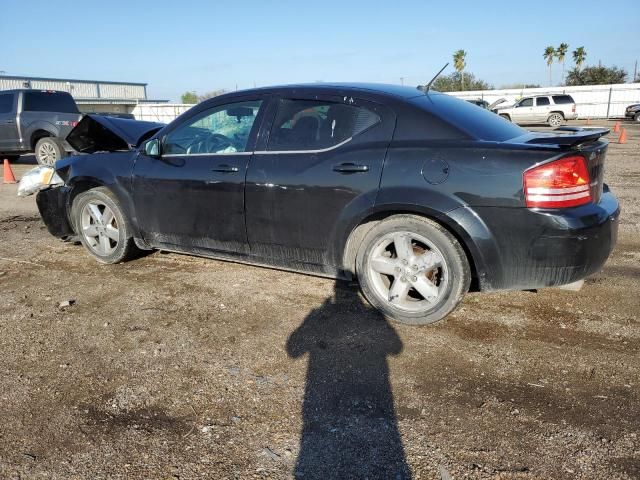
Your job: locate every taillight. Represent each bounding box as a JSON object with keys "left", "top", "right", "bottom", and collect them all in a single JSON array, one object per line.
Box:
[{"left": 524, "top": 155, "right": 592, "bottom": 208}]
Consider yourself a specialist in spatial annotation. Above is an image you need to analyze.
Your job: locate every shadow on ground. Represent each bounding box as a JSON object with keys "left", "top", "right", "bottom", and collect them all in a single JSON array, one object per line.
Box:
[{"left": 286, "top": 282, "right": 412, "bottom": 479}]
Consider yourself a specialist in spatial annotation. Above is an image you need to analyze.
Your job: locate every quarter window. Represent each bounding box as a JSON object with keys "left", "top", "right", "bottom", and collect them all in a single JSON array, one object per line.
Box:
[
  {"left": 552, "top": 95, "right": 574, "bottom": 104},
  {"left": 536, "top": 97, "right": 550, "bottom": 106},
  {"left": 163, "top": 100, "right": 262, "bottom": 155},
  {"left": 267, "top": 99, "right": 380, "bottom": 151}
]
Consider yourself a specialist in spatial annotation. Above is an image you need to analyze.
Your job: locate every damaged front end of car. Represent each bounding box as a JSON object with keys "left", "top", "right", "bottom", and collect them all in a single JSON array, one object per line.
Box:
[{"left": 18, "top": 114, "right": 164, "bottom": 240}]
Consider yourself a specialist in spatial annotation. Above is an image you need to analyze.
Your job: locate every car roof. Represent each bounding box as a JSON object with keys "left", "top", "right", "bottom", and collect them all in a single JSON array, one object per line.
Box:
[{"left": 215, "top": 83, "right": 429, "bottom": 101}]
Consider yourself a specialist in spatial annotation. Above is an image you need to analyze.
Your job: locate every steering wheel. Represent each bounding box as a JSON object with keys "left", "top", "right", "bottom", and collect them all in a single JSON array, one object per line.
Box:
[{"left": 204, "top": 132, "right": 234, "bottom": 153}]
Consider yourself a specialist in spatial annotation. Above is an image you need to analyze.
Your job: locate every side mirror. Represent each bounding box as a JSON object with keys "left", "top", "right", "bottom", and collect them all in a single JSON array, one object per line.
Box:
[{"left": 143, "top": 138, "right": 161, "bottom": 158}]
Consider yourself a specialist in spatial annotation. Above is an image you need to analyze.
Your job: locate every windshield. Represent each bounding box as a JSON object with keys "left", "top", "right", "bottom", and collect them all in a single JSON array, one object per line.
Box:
[{"left": 410, "top": 93, "right": 526, "bottom": 142}]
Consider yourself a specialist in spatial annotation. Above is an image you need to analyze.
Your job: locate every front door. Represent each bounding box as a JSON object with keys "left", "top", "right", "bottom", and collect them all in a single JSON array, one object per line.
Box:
[
  {"left": 533, "top": 96, "right": 551, "bottom": 122},
  {"left": 245, "top": 95, "right": 395, "bottom": 268},
  {"left": 133, "top": 98, "right": 266, "bottom": 255},
  {"left": 511, "top": 97, "right": 534, "bottom": 123}
]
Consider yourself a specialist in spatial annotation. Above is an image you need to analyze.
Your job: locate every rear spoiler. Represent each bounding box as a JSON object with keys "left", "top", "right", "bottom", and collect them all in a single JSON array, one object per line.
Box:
[{"left": 525, "top": 127, "right": 610, "bottom": 148}]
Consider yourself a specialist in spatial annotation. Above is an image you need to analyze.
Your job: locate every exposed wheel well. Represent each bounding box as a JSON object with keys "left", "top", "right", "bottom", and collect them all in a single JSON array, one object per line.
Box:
[
  {"left": 30, "top": 130, "right": 56, "bottom": 150},
  {"left": 342, "top": 211, "right": 480, "bottom": 291},
  {"left": 549, "top": 111, "right": 565, "bottom": 118},
  {"left": 68, "top": 179, "right": 105, "bottom": 213},
  {"left": 499, "top": 113, "right": 511, "bottom": 121}
]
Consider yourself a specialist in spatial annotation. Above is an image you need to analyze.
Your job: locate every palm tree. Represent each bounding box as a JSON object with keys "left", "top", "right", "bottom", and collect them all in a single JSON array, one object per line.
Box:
[
  {"left": 543, "top": 46, "right": 555, "bottom": 86},
  {"left": 453, "top": 49, "right": 467, "bottom": 90},
  {"left": 556, "top": 43, "right": 569, "bottom": 84},
  {"left": 573, "top": 46, "right": 587, "bottom": 71}
]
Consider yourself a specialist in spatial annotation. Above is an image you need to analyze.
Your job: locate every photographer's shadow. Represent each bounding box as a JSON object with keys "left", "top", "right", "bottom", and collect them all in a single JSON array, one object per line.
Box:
[{"left": 286, "top": 282, "right": 411, "bottom": 479}]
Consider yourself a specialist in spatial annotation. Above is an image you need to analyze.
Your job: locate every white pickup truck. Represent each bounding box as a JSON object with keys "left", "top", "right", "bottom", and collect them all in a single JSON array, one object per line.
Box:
[{"left": 493, "top": 94, "right": 578, "bottom": 127}]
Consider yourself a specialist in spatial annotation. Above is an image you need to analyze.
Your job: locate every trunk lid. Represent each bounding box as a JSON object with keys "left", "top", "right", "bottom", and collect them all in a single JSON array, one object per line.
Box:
[{"left": 66, "top": 114, "right": 164, "bottom": 153}]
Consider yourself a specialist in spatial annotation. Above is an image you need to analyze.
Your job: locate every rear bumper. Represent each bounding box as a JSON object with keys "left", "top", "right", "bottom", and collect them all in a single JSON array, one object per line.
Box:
[
  {"left": 35, "top": 186, "right": 75, "bottom": 239},
  {"left": 469, "top": 189, "right": 619, "bottom": 291}
]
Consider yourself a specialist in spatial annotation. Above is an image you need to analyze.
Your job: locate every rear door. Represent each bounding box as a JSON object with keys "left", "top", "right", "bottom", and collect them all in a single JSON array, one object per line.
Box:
[
  {"left": 0, "top": 92, "right": 18, "bottom": 150},
  {"left": 245, "top": 94, "right": 395, "bottom": 268},
  {"left": 133, "top": 97, "right": 267, "bottom": 254},
  {"left": 533, "top": 96, "right": 551, "bottom": 122}
]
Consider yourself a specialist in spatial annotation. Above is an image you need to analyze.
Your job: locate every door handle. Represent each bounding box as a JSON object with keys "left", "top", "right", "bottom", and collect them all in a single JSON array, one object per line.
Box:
[
  {"left": 333, "top": 163, "right": 369, "bottom": 173},
  {"left": 211, "top": 164, "right": 239, "bottom": 173}
]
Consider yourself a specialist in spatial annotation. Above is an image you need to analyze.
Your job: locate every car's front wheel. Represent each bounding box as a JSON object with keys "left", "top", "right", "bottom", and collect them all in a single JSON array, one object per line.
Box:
[
  {"left": 356, "top": 215, "right": 471, "bottom": 325},
  {"left": 72, "top": 187, "right": 139, "bottom": 264},
  {"left": 499, "top": 113, "right": 511, "bottom": 122},
  {"left": 635, "top": 112, "right": 640, "bottom": 122},
  {"left": 547, "top": 112, "right": 564, "bottom": 127}
]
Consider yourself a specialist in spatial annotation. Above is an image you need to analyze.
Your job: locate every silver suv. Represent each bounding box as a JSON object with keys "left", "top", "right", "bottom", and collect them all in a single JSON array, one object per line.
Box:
[{"left": 494, "top": 94, "right": 577, "bottom": 127}]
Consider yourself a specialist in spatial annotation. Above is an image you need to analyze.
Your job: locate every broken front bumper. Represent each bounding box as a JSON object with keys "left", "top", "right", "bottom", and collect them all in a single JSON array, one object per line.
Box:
[{"left": 36, "top": 187, "right": 75, "bottom": 239}]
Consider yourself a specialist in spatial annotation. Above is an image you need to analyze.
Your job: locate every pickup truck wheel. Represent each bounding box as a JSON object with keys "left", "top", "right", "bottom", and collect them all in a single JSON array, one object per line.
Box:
[
  {"left": 547, "top": 113, "right": 564, "bottom": 127},
  {"left": 499, "top": 113, "right": 511, "bottom": 122},
  {"left": 635, "top": 113, "right": 640, "bottom": 122},
  {"left": 35, "top": 137, "right": 66, "bottom": 166},
  {"left": 72, "top": 187, "right": 139, "bottom": 264},
  {"left": 356, "top": 215, "right": 471, "bottom": 325}
]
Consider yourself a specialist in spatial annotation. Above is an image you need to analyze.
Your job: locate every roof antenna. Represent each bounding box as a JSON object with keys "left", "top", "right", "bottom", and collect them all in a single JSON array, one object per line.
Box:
[{"left": 424, "top": 63, "right": 449, "bottom": 93}]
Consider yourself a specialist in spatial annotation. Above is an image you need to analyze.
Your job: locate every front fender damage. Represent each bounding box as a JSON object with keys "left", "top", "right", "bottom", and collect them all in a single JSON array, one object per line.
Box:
[{"left": 35, "top": 186, "right": 75, "bottom": 239}]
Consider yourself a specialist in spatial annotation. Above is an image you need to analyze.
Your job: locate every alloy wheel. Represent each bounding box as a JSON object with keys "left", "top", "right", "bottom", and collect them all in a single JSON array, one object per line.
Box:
[
  {"left": 366, "top": 231, "right": 449, "bottom": 313},
  {"left": 37, "top": 142, "right": 57, "bottom": 166},
  {"left": 548, "top": 113, "right": 563, "bottom": 127},
  {"left": 80, "top": 201, "right": 120, "bottom": 256}
]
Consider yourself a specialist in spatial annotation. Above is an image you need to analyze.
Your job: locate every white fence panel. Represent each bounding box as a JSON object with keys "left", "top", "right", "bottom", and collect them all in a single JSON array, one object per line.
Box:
[
  {"left": 447, "top": 83, "right": 640, "bottom": 119},
  {"left": 132, "top": 104, "right": 194, "bottom": 123}
]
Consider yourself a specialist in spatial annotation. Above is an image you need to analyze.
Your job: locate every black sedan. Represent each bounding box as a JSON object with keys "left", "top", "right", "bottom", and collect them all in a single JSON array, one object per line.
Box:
[{"left": 20, "top": 83, "right": 619, "bottom": 325}]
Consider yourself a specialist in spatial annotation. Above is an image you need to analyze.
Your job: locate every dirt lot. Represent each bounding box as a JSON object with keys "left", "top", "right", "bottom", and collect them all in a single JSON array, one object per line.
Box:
[{"left": 0, "top": 120, "right": 638, "bottom": 479}]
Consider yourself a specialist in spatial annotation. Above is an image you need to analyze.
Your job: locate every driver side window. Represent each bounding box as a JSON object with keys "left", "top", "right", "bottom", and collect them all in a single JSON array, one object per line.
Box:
[
  {"left": 163, "top": 100, "right": 263, "bottom": 155},
  {"left": 519, "top": 98, "right": 533, "bottom": 107}
]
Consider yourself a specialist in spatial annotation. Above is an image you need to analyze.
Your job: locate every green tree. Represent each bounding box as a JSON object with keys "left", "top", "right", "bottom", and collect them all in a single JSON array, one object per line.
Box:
[
  {"left": 197, "top": 89, "right": 227, "bottom": 102},
  {"left": 543, "top": 46, "right": 555, "bottom": 86},
  {"left": 453, "top": 49, "right": 467, "bottom": 90},
  {"left": 181, "top": 91, "right": 198, "bottom": 104},
  {"left": 572, "top": 47, "right": 587, "bottom": 71},
  {"left": 419, "top": 72, "right": 492, "bottom": 92},
  {"left": 565, "top": 65, "right": 627, "bottom": 86},
  {"left": 556, "top": 43, "right": 569, "bottom": 83}
]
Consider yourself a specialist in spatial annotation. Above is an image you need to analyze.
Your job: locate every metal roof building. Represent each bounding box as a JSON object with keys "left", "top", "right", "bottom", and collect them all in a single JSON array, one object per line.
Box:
[{"left": 0, "top": 75, "right": 168, "bottom": 114}]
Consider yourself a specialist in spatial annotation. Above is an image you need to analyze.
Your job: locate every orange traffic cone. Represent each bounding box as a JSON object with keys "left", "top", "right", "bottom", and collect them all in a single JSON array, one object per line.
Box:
[
  {"left": 3, "top": 159, "right": 17, "bottom": 184},
  {"left": 618, "top": 128, "right": 627, "bottom": 144},
  {"left": 613, "top": 121, "right": 621, "bottom": 133}
]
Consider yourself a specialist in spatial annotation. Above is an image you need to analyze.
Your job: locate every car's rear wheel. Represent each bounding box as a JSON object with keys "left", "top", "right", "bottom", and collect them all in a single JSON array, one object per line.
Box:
[
  {"left": 356, "top": 215, "right": 471, "bottom": 325},
  {"left": 72, "top": 187, "right": 138, "bottom": 264},
  {"left": 547, "top": 112, "right": 564, "bottom": 127},
  {"left": 35, "top": 137, "right": 66, "bottom": 166}
]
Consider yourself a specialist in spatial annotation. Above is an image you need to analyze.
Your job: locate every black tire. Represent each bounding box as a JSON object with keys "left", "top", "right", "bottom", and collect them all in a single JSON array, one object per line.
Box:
[
  {"left": 356, "top": 215, "right": 471, "bottom": 325},
  {"left": 499, "top": 113, "right": 511, "bottom": 122},
  {"left": 35, "top": 137, "right": 67, "bottom": 166},
  {"left": 635, "top": 113, "right": 640, "bottom": 122},
  {"left": 1, "top": 154, "right": 20, "bottom": 162},
  {"left": 71, "top": 187, "right": 139, "bottom": 264}
]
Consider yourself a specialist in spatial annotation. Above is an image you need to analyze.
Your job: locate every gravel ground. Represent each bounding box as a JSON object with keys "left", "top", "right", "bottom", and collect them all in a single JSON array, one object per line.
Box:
[{"left": 0, "top": 120, "right": 638, "bottom": 479}]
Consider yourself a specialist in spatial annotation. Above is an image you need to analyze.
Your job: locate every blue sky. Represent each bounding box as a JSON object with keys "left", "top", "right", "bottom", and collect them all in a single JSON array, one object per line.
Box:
[{"left": 2, "top": 0, "right": 638, "bottom": 101}]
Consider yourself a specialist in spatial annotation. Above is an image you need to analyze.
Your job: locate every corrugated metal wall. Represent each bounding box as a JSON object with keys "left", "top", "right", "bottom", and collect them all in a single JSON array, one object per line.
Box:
[{"left": 0, "top": 76, "right": 146, "bottom": 100}]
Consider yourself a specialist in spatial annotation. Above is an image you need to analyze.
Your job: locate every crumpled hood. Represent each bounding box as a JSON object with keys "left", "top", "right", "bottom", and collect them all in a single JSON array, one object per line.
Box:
[{"left": 66, "top": 114, "right": 164, "bottom": 153}]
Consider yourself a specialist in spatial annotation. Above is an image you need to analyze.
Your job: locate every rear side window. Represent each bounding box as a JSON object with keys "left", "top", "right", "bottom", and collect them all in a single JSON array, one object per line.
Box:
[
  {"left": 268, "top": 99, "right": 380, "bottom": 151},
  {"left": 536, "top": 97, "right": 550, "bottom": 106},
  {"left": 0, "top": 94, "right": 13, "bottom": 113},
  {"left": 23, "top": 91, "right": 79, "bottom": 113},
  {"left": 552, "top": 95, "right": 574, "bottom": 104},
  {"left": 410, "top": 94, "right": 526, "bottom": 142}
]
